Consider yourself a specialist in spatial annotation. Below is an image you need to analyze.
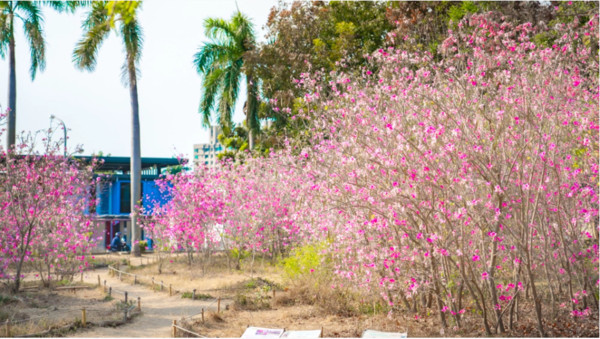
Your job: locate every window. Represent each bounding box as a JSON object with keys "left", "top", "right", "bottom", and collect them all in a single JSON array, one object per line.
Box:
[
  {"left": 120, "top": 182, "right": 143, "bottom": 214},
  {"left": 120, "top": 183, "right": 131, "bottom": 213}
]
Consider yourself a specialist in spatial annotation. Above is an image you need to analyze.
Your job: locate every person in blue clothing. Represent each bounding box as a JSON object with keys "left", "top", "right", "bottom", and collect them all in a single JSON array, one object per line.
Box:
[{"left": 110, "top": 232, "right": 123, "bottom": 252}]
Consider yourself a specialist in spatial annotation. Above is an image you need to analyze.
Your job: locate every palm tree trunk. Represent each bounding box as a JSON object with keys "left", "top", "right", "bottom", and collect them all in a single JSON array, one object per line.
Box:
[
  {"left": 7, "top": 12, "right": 16, "bottom": 151},
  {"left": 128, "top": 60, "right": 142, "bottom": 257},
  {"left": 246, "top": 75, "right": 254, "bottom": 150}
]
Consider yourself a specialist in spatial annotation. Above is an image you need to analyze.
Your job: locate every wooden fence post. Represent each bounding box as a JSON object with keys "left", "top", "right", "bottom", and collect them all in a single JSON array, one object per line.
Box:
[
  {"left": 172, "top": 320, "right": 177, "bottom": 337},
  {"left": 81, "top": 308, "right": 87, "bottom": 327},
  {"left": 134, "top": 275, "right": 137, "bottom": 285},
  {"left": 97, "top": 275, "right": 101, "bottom": 287},
  {"left": 5, "top": 320, "right": 10, "bottom": 337},
  {"left": 104, "top": 280, "right": 107, "bottom": 293},
  {"left": 80, "top": 271, "right": 83, "bottom": 282},
  {"left": 217, "top": 297, "right": 221, "bottom": 313},
  {"left": 125, "top": 291, "right": 128, "bottom": 303},
  {"left": 152, "top": 277, "right": 155, "bottom": 292},
  {"left": 201, "top": 308, "right": 204, "bottom": 323},
  {"left": 119, "top": 271, "right": 122, "bottom": 281},
  {"left": 192, "top": 289, "right": 196, "bottom": 300},
  {"left": 161, "top": 281, "right": 164, "bottom": 291},
  {"left": 109, "top": 286, "right": 112, "bottom": 297},
  {"left": 169, "top": 284, "right": 173, "bottom": 296},
  {"left": 138, "top": 297, "right": 141, "bottom": 311},
  {"left": 273, "top": 290, "right": 276, "bottom": 299}
]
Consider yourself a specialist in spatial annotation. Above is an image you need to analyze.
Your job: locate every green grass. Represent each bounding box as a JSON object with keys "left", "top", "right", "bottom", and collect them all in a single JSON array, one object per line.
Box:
[{"left": 181, "top": 291, "right": 213, "bottom": 300}]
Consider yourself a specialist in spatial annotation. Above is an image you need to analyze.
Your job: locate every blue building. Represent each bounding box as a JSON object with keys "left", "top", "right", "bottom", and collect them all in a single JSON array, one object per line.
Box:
[{"left": 75, "top": 156, "right": 180, "bottom": 253}]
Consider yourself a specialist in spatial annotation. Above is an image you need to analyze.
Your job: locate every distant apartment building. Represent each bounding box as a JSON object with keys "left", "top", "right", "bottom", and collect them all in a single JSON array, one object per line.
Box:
[{"left": 193, "top": 125, "right": 224, "bottom": 169}]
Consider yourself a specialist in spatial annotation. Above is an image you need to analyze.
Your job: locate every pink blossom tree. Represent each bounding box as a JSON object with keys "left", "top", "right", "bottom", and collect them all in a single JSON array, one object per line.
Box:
[{"left": 0, "top": 114, "right": 96, "bottom": 292}]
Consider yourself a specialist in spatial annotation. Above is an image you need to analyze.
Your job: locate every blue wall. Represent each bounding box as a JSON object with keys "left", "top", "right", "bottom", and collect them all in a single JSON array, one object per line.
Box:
[{"left": 96, "top": 178, "right": 170, "bottom": 215}]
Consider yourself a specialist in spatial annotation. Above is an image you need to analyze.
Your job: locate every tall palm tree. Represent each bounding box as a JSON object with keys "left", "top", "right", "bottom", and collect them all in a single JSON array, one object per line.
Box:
[
  {"left": 0, "top": 1, "right": 77, "bottom": 151},
  {"left": 73, "top": 1, "right": 144, "bottom": 257},
  {"left": 194, "top": 11, "right": 259, "bottom": 150}
]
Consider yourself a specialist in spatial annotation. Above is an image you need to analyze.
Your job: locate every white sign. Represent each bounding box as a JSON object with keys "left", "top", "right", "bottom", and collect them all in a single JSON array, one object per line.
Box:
[
  {"left": 241, "top": 327, "right": 285, "bottom": 339},
  {"left": 362, "top": 330, "right": 408, "bottom": 338},
  {"left": 281, "top": 329, "right": 322, "bottom": 338}
]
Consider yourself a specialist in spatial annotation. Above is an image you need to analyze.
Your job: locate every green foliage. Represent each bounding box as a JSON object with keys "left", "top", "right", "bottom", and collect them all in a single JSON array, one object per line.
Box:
[
  {"left": 281, "top": 242, "right": 326, "bottom": 279},
  {"left": 139, "top": 240, "right": 147, "bottom": 254},
  {"left": 0, "top": 294, "right": 17, "bottom": 306},
  {"left": 181, "top": 291, "right": 213, "bottom": 300},
  {"left": 233, "top": 290, "right": 271, "bottom": 311},
  {"left": 164, "top": 165, "right": 187, "bottom": 175},
  {"left": 194, "top": 11, "right": 258, "bottom": 145},
  {"left": 229, "top": 247, "right": 250, "bottom": 261},
  {"left": 55, "top": 278, "right": 71, "bottom": 286},
  {"left": 447, "top": 1, "right": 478, "bottom": 23},
  {"left": 358, "top": 300, "right": 387, "bottom": 315}
]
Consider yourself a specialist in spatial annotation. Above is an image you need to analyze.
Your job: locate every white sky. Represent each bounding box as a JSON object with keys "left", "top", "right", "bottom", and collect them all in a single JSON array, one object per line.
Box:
[{"left": 0, "top": 0, "right": 277, "bottom": 159}]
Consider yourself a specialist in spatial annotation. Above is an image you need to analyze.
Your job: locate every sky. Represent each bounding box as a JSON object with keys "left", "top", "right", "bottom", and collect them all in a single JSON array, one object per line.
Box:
[{"left": 0, "top": 0, "right": 278, "bottom": 160}]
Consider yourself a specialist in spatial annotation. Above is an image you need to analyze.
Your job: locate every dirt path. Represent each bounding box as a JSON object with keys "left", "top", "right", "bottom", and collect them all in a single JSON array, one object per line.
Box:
[{"left": 71, "top": 268, "right": 226, "bottom": 338}]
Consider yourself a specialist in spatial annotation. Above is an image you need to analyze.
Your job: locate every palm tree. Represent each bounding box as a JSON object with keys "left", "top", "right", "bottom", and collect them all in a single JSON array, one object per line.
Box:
[
  {"left": 194, "top": 11, "right": 259, "bottom": 150},
  {"left": 0, "top": 1, "right": 77, "bottom": 151},
  {"left": 73, "top": 1, "right": 144, "bottom": 257}
]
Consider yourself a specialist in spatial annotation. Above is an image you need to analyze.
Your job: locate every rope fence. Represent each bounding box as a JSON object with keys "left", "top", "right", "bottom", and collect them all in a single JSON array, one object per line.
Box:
[
  {"left": 107, "top": 265, "right": 217, "bottom": 301},
  {"left": 3, "top": 274, "right": 143, "bottom": 338},
  {"left": 172, "top": 320, "right": 207, "bottom": 338}
]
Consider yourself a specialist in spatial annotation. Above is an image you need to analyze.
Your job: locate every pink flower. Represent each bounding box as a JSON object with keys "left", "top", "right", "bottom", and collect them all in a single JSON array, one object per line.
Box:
[
  {"left": 472, "top": 255, "right": 480, "bottom": 262},
  {"left": 481, "top": 272, "right": 489, "bottom": 280}
]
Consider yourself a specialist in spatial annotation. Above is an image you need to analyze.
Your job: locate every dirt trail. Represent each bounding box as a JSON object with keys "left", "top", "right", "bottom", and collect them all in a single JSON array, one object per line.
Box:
[{"left": 71, "top": 267, "right": 226, "bottom": 338}]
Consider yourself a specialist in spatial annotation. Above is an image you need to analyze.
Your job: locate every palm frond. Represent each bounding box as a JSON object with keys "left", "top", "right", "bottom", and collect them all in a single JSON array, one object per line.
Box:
[
  {"left": 217, "top": 90, "right": 233, "bottom": 131},
  {"left": 121, "top": 17, "right": 143, "bottom": 63},
  {"left": 231, "top": 12, "right": 255, "bottom": 50},
  {"left": 220, "top": 60, "right": 242, "bottom": 128},
  {"left": 41, "top": 0, "right": 88, "bottom": 13},
  {"left": 120, "top": 60, "right": 141, "bottom": 87},
  {"left": 193, "top": 42, "right": 235, "bottom": 74},
  {"left": 199, "top": 68, "right": 225, "bottom": 127},
  {"left": 0, "top": 12, "right": 9, "bottom": 58},
  {"left": 23, "top": 19, "right": 45, "bottom": 79},
  {"left": 204, "top": 17, "right": 235, "bottom": 43},
  {"left": 73, "top": 4, "right": 110, "bottom": 71},
  {"left": 18, "top": 1, "right": 46, "bottom": 79},
  {"left": 81, "top": 1, "right": 108, "bottom": 30}
]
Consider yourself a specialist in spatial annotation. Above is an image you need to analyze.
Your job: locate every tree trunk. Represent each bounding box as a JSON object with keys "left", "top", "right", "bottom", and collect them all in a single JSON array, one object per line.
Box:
[
  {"left": 246, "top": 75, "right": 255, "bottom": 150},
  {"left": 129, "top": 59, "right": 142, "bottom": 258},
  {"left": 7, "top": 12, "right": 16, "bottom": 151}
]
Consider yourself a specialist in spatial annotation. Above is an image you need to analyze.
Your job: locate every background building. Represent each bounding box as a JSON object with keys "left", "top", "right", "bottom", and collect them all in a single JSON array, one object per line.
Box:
[
  {"left": 75, "top": 156, "right": 180, "bottom": 253},
  {"left": 193, "top": 125, "right": 224, "bottom": 169}
]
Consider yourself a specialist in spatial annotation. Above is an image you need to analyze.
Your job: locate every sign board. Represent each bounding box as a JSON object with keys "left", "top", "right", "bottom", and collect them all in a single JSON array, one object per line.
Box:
[
  {"left": 281, "top": 329, "right": 322, "bottom": 338},
  {"left": 361, "top": 330, "right": 408, "bottom": 338},
  {"left": 241, "top": 327, "right": 285, "bottom": 339}
]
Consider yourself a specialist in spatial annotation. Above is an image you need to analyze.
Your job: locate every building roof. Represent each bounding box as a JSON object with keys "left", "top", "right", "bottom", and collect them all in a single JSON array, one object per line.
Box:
[{"left": 74, "top": 156, "right": 181, "bottom": 173}]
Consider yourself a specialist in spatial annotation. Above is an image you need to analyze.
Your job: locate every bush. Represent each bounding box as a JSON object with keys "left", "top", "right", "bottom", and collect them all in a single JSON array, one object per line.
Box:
[
  {"left": 233, "top": 289, "right": 271, "bottom": 311},
  {"left": 139, "top": 241, "right": 148, "bottom": 254},
  {"left": 280, "top": 242, "right": 326, "bottom": 279},
  {"left": 181, "top": 292, "right": 213, "bottom": 300}
]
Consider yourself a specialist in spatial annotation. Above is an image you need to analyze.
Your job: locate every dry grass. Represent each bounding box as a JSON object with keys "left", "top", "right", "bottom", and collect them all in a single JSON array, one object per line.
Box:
[
  {"left": 120, "top": 253, "right": 284, "bottom": 298},
  {"left": 185, "top": 303, "right": 420, "bottom": 338},
  {"left": 0, "top": 284, "right": 122, "bottom": 337}
]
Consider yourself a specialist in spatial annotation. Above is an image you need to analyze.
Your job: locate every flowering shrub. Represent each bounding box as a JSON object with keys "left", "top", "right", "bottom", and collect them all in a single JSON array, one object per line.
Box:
[
  {"left": 0, "top": 112, "right": 97, "bottom": 292},
  {"left": 149, "top": 11, "right": 598, "bottom": 336}
]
